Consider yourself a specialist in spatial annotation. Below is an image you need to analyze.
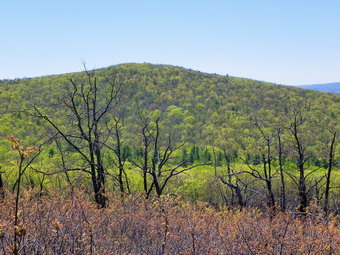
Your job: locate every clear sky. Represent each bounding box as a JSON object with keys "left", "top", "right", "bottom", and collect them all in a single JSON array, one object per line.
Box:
[{"left": 1, "top": 0, "right": 340, "bottom": 85}]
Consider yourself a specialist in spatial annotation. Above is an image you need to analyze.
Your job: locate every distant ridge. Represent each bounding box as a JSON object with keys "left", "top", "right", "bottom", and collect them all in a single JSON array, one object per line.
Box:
[{"left": 296, "top": 82, "right": 340, "bottom": 94}]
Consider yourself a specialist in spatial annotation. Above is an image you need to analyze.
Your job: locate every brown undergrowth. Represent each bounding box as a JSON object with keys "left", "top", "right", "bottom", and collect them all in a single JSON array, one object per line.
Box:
[{"left": 0, "top": 190, "right": 339, "bottom": 254}]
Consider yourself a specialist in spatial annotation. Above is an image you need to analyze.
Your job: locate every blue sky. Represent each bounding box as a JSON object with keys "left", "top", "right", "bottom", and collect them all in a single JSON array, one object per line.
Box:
[{"left": 1, "top": 0, "right": 340, "bottom": 85}]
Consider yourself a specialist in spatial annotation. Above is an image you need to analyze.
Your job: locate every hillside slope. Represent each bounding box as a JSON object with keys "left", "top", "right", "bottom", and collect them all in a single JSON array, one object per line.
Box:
[{"left": 0, "top": 63, "right": 339, "bottom": 153}]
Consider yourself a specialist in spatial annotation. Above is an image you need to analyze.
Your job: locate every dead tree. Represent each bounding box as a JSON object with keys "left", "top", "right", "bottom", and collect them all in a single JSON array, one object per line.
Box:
[
  {"left": 277, "top": 126, "right": 286, "bottom": 211},
  {"left": 131, "top": 123, "right": 152, "bottom": 195},
  {"left": 253, "top": 121, "right": 276, "bottom": 209},
  {"left": 288, "top": 110, "right": 309, "bottom": 213},
  {"left": 33, "top": 68, "right": 120, "bottom": 207},
  {"left": 217, "top": 173, "right": 245, "bottom": 207},
  {"left": 214, "top": 148, "right": 245, "bottom": 207},
  {"left": 105, "top": 116, "right": 130, "bottom": 196},
  {"left": 324, "top": 130, "right": 337, "bottom": 214},
  {"left": 216, "top": 152, "right": 265, "bottom": 209},
  {"left": 234, "top": 120, "right": 277, "bottom": 209},
  {"left": 224, "top": 150, "right": 237, "bottom": 205},
  {"left": 132, "top": 117, "right": 203, "bottom": 198}
]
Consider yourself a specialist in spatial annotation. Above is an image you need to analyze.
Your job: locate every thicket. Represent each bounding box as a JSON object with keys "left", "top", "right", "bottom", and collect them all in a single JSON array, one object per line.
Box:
[{"left": 0, "top": 191, "right": 339, "bottom": 254}]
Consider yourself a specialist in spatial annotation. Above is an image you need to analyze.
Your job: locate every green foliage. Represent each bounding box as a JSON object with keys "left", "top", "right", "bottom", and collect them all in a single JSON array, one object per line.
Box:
[
  {"left": 189, "top": 145, "right": 200, "bottom": 164},
  {"left": 0, "top": 63, "right": 338, "bottom": 150},
  {"left": 0, "top": 63, "right": 339, "bottom": 207},
  {"left": 202, "top": 147, "right": 212, "bottom": 163}
]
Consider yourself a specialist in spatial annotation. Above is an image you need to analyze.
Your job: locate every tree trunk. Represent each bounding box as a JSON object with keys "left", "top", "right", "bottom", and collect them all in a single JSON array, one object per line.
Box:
[
  {"left": 262, "top": 154, "right": 275, "bottom": 208},
  {"left": 298, "top": 159, "right": 308, "bottom": 213},
  {"left": 324, "top": 131, "right": 336, "bottom": 214},
  {"left": 278, "top": 128, "right": 286, "bottom": 211},
  {"left": 115, "top": 129, "right": 125, "bottom": 195},
  {"left": 142, "top": 127, "right": 149, "bottom": 195},
  {"left": 224, "top": 150, "right": 235, "bottom": 206},
  {"left": 290, "top": 111, "right": 308, "bottom": 213},
  {"left": 0, "top": 172, "right": 4, "bottom": 199},
  {"left": 152, "top": 172, "right": 162, "bottom": 196}
]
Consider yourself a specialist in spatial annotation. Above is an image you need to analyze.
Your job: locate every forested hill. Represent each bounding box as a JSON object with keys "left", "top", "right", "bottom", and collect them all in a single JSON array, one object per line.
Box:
[{"left": 0, "top": 63, "right": 339, "bottom": 154}]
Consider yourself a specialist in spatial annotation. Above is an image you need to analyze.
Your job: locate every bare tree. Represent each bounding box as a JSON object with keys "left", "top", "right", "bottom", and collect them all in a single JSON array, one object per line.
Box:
[
  {"left": 33, "top": 68, "right": 120, "bottom": 207},
  {"left": 131, "top": 122, "right": 152, "bottom": 195},
  {"left": 288, "top": 110, "right": 309, "bottom": 213},
  {"left": 277, "top": 126, "right": 286, "bottom": 211},
  {"left": 252, "top": 120, "right": 276, "bottom": 209},
  {"left": 105, "top": 116, "right": 131, "bottom": 196},
  {"left": 324, "top": 130, "right": 337, "bottom": 214},
  {"left": 217, "top": 173, "right": 245, "bottom": 208},
  {"left": 213, "top": 148, "right": 245, "bottom": 207},
  {"left": 132, "top": 117, "right": 203, "bottom": 198},
  {"left": 216, "top": 157, "right": 264, "bottom": 209},
  {"left": 227, "top": 119, "right": 277, "bottom": 209}
]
